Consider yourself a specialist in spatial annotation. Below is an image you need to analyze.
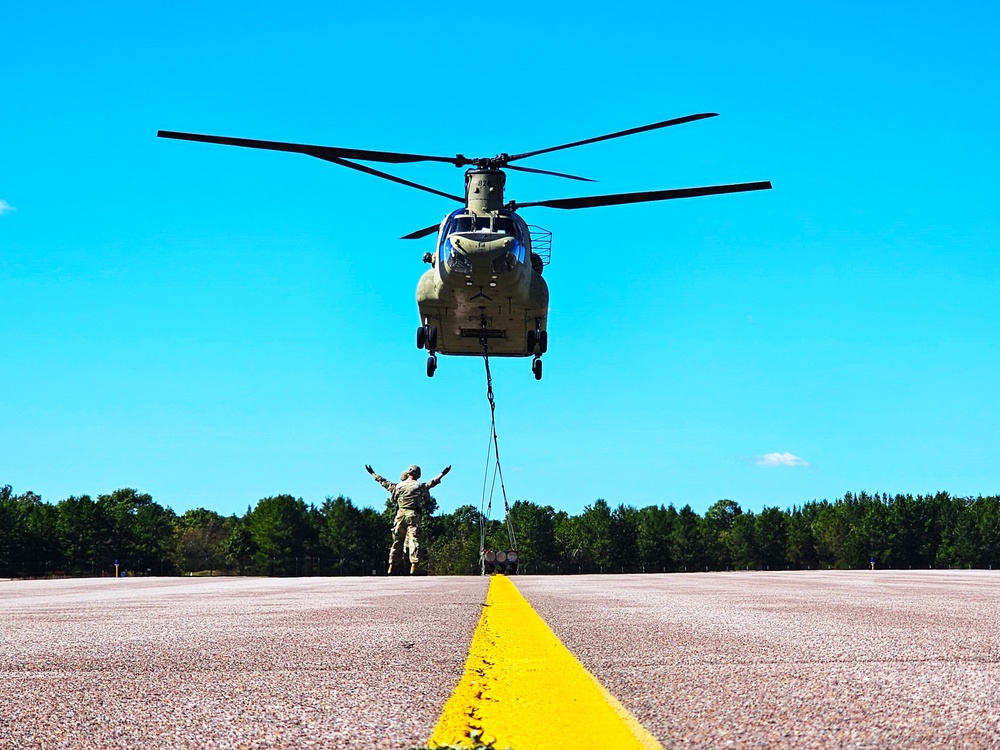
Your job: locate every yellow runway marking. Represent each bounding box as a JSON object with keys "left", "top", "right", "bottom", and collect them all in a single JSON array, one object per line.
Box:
[{"left": 428, "top": 575, "right": 662, "bottom": 750}]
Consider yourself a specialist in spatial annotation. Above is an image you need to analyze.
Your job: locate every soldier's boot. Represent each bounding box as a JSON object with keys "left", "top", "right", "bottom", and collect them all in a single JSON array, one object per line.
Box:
[{"left": 410, "top": 562, "right": 418, "bottom": 575}]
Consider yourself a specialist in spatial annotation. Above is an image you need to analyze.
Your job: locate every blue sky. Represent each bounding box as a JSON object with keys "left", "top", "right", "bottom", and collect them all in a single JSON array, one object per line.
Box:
[{"left": 2, "top": 1, "right": 998, "bottom": 519}]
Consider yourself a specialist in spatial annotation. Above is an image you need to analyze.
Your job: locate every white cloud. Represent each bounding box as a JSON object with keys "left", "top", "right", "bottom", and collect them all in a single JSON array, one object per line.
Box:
[
  {"left": 756, "top": 452, "right": 809, "bottom": 467},
  {"left": 0, "top": 200, "right": 15, "bottom": 215}
]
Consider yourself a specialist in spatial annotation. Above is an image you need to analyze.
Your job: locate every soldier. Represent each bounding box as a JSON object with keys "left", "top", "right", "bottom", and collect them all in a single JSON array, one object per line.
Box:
[{"left": 366, "top": 463, "right": 451, "bottom": 574}]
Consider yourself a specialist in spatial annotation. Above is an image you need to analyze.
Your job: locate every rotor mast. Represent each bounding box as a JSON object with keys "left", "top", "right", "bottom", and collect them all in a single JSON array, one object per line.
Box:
[{"left": 465, "top": 169, "right": 506, "bottom": 213}]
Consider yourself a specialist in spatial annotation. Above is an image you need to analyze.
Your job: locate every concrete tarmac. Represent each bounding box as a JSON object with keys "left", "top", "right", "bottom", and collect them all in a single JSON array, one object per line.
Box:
[
  {"left": 518, "top": 571, "right": 1000, "bottom": 748},
  {"left": 3, "top": 571, "right": 999, "bottom": 749},
  {"left": 1, "top": 576, "right": 486, "bottom": 749}
]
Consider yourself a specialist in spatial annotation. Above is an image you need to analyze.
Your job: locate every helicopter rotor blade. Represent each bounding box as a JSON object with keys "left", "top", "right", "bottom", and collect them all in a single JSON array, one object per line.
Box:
[
  {"left": 510, "top": 180, "right": 772, "bottom": 211},
  {"left": 157, "top": 130, "right": 467, "bottom": 167},
  {"left": 504, "top": 164, "right": 596, "bottom": 182},
  {"left": 400, "top": 223, "right": 441, "bottom": 240},
  {"left": 505, "top": 113, "right": 719, "bottom": 163},
  {"left": 327, "top": 157, "right": 464, "bottom": 203},
  {"left": 158, "top": 130, "right": 464, "bottom": 203}
]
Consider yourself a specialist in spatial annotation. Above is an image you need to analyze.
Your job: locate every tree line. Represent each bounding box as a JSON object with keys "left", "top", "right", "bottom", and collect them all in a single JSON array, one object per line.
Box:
[{"left": 1, "top": 485, "right": 998, "bottom": 578}]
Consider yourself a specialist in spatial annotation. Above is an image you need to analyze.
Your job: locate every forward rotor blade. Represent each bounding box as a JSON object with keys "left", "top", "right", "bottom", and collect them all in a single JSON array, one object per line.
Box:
[
  {"left": 158, "top": 130, "right": 464, "bottom": 203},
  {"left": 157, "top": 130, "right": 464, "bottom": 166},
  {"left": 329, "top": 157, "right": 464, "bottom": 203},
  {"left": 505, "top": 164, "right": 596, "bottom": 182},
  {"left": 506, "top": 113, "right": 719, "bottom": 162},
  {"left": 511, "top": 180, "right": 772, "bottom": 211},
  {"left": 400, "top": 223, "right": 441, "bottom": 240}
]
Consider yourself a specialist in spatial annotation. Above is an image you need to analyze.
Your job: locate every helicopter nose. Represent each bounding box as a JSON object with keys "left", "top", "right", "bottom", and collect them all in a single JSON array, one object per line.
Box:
[
  {"left": 451, "top": 234, "right": 513, "bottom": 256},
  {"left": 446, "top": 233, "right": 516, "bottom": 278}
]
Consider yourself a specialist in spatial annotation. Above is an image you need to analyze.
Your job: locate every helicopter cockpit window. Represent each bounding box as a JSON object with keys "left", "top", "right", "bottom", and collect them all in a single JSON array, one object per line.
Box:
[
  {"left": 493, "top": 217, "right": 516, "bottom": 236},
  {"left": 453, "top": 216, "right": 495, "bottom": 234},
  {"left": 497, "top": 213, "right": 526, "bottom": 263},
  {"left": 439, "top": 211, "right": 462, "bottom": 265}
]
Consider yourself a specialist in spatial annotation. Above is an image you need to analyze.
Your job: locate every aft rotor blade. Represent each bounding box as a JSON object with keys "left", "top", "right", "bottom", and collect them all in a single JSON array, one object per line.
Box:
[
  {"left": 506, "top": 113, "right": 719, "bottom": 162},
  {"left": 157, "top": 130, "right": 465, "bottom": 166},
  {"left": 505, "top": 164, "right": 596, "bottom": 182},
  {"left": 400, "top": 223, "right": 441, "bottom": 240},
  {"left": 511, "top": 180, "right": 772, "bottom": 210}
]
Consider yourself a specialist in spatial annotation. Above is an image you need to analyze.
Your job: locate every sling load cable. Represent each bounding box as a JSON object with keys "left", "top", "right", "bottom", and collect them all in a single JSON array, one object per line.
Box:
[{"left": 478, "top": 337, "right": 518, "bottom": 574}]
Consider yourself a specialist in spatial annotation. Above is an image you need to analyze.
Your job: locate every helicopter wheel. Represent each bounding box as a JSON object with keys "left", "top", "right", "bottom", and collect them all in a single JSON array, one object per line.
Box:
[
  {"left": 532, "top": 357, "right": 542, "bottom": 381},
  {"left": 526, "top": 329, "right": 536, "bottom": 353},
  {"left": 538, "top": 330, "right": 548, "bottom": 354},
  {"left": 426, "top": 354, "right": 437, "bottom": 378},
  {"left": 416, "top": 325, "right": 426, "bottom": 350},
  {"left": 427, "top": 325, "right": 438, "bottom": 351}
]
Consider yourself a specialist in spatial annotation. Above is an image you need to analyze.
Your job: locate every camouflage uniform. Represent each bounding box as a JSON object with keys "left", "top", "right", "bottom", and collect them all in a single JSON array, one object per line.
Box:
[{"left": 371, "top": 471, "right": 443, "bottom": 567}]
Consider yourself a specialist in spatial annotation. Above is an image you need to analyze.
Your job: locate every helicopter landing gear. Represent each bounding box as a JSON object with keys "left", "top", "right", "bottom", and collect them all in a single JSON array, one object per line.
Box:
[
  {"left": 532, "top": 356, "right": 543, "bottom": 380},
  {"left": 421, "top": 320, "right": 439, "bottom": 376},
  {"left": 417, "top": 323, "right": 438, "bottom": 351},
  {"left": 526, "top": 322, "right": 548, "bottom": 355}
]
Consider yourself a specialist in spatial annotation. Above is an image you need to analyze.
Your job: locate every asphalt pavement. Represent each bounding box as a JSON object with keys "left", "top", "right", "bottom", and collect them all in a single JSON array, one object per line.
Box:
[
  {"left": 1, "top": 576, "right": 486, "bottom": 749},
  {"left": 3, "top": 571, "right": 999, "bottom": 749},
  {"left": 517, "top": 571, "right": 1000, "bottom": 748}
]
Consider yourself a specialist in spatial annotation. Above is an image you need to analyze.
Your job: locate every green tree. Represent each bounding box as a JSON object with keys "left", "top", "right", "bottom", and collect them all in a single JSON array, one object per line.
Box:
[
  {"left": 222, "top": 513, "right": 256, "bottom": 574},
  {"left": 637, "top": 504, "right": 675, "bottom": 572},
  {"left": 852, "top": 495, "right": 891, "bottom": 569},
  {"left": 319, "top": 495, "right": 385, "bottom": 575},
  {"left": 0, "top": 485, "right": 23, "bottom": 576},
  {"left": 811, "top": 499, "right": 851, "bottom": 568},
  {"left": 785, "top": 505, "right": 819, "bottom": 569},
  {"left": 727, "top": 511, "right": 757, "bottom": 569},
  {"left": 246, "top": 495, "right": 317, "bottom": 575},
  {"left": 609, "top": 503, "right": 640, "bottom": 573},
  {"left": 567, "top": 499, "right": 613, "bottom": 572},
  {"left": 96, "top": 488, "right": 165, "bottom": 573},
  {"left": 887, "top": 493, "right": 938, "bottom": 568},
  {"left": 703, "top": 499, "right": 742, "bottom": 569},
  {"left": 671, "top": 504, "right": 703, "bottom": 571},
  {"left": 0, "top": 488, "right": 58, "bottom": 577},
  {"left": 356, "top": 507, "right": 390, "bottom": 574},
  {"left": 426, "top": 504, "right": 483, "bottom": 575},
  {"left": 553, "top": 511, "right": 586, "bottom": 572},
  {"left": 174, "top": 508, "right": 230, "bottom": 574},
  {"left": 55, "top": 495, "right": 107, "bottom": 575},
  {"left": 971, "top": 495, "right": 1000, "bottom": 568},
  {"left": 937, "top": 495, "right": 978, "bottom": 567},
  {"left": 755, "top": 506, "right": 788, "bottom": 569},
  {"left": 133, "top": 500, "right": 177, "bottom": 575},
  {"left": 507, "top": 500, "right": 559, "bottom": 573}
]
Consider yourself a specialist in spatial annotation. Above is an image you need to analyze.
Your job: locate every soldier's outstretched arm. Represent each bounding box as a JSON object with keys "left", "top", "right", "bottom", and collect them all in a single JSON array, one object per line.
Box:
[
  {"left": 427, "top": 465, "right": 451, "bottom": 488},
  {"left": 365, "top": 465, "right": 395, "bottom": 492}
]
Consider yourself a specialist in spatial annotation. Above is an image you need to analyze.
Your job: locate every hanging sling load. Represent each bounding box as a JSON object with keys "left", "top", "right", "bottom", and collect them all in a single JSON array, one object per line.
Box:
[{"left": 478, "top": 318, "right": 519, "bottom": 575}]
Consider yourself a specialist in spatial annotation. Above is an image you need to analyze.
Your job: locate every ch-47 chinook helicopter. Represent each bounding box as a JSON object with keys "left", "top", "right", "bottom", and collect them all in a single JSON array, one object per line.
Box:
[{"left": 158, "top": 113, "right": 770, "bottom": 380}]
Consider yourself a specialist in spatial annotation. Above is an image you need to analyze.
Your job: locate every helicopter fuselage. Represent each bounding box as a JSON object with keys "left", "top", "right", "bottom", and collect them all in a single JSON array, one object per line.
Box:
[{"left": 417, "top": 204, "right": 548, "bottom": 357}]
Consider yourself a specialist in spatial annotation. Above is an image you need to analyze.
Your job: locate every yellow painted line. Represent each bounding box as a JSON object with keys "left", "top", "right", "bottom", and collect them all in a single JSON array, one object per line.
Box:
[{"left": 428, "top": 575, "right": 663, "bottom": 750}]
